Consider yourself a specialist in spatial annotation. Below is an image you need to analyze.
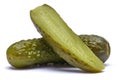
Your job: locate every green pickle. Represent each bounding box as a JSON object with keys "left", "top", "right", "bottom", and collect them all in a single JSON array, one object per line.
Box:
[
  {"left": 30, "top": 4, "right": 104, "bottom": 72},
  {"left": 7, "top": 35, "right": 110, "bottom": 68},
  {"left": 80, "top": 35, "right": 110, "bottom": 63},
  {"left": 7, "top": 38, "right": 64, "bottom": 68}
]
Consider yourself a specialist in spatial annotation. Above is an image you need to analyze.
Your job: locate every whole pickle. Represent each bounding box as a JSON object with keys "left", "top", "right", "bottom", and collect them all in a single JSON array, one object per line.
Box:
[
  {"left": 7, "top": 38, "right": 64, "bottom": 68},
  {"left": 7, "top": 35, "right": 110, "bottom": 68}
]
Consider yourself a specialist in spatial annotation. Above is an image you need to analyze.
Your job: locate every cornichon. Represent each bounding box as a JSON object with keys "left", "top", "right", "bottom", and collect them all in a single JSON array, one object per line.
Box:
[
  {"left": 7, "top": 38, "right": 64, "bottom": 68},
  {"left": 30, "top": 4, "right": 105, "bottom": 72},
  {"left": 80, "top": 35, "right": 110, "bottom": 63},
  {"left": 7, "top": 35, "right": 110, "bottom": 68}
]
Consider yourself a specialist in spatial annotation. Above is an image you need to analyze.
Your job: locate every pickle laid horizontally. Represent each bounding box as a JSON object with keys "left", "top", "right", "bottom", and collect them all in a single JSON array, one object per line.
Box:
[
  {"left": 30, "top": 4, "right": 104, "bottom": 72},
  {"left": 7, "top": 38, "right": 64, "bottom": 68},
  {"left": 7, "top": 35, "right": 110, "bottom": 68}
]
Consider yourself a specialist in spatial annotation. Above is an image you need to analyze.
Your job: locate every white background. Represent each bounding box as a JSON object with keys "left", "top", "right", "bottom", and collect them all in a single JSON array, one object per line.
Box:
[{"left": 0, "top": 0, "right": 120, "bottom": 80}]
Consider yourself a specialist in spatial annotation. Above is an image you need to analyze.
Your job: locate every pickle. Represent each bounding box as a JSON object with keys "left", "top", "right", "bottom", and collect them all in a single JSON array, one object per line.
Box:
[
  {"left": 7, "top": 35, "right": 110, "bottom": 68},
  {"left": 7, "top": 38, "right": 64, "bottom": 68},
  {"left": 80, "top": 35, "right": 110, "bottom": 63},
  {"left": 30, "top": 4, "right": 104, "bottom": 72}
]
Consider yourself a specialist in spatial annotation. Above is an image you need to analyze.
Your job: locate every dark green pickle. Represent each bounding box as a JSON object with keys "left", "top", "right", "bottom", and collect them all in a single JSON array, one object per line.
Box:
[
  {"left": 6, "top": 35, "right": 110, "bottom": 68},
  {"left": 80, "top": 35, "right": 110, "bottom": 62},
  {"left": 7, "top": 38, "right": 64, "bottom": 68}
]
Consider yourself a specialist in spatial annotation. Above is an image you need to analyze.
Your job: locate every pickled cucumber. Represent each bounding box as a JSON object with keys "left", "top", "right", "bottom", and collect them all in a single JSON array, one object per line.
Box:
[
  {"left": 7, "top": 35, "right": 110, "bottom": 68},
  {"left": 30, "top": 4, "right": 104, "bottom": 72},
  {"left": 7, "top": 38, "right": 64, "bottom": 68},
  {"left": 80, "top": 35, "right": 110, "bottom": 63}
]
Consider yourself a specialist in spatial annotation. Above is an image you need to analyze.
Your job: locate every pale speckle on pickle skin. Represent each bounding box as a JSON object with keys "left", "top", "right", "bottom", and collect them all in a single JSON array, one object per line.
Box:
[
  {"left": 28, "top": 51, "right": 32, "bottom": 55},
  {"left": 28, "top": 55, "right": 31, "bottom": 58},
  {"left": 18, "top": 53, "right": 22, "bottom": 55},
  {"left": 26, "top": 50, "right": 41, "bottom": 60},
  {"left": 37, "top": 53, "right": 40, "bottom": 57}
]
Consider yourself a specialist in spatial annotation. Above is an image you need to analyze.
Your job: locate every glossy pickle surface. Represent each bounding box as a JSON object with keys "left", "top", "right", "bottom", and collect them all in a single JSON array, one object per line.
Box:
[{"left": 7, "top": 35, "right": 110, "bottom": 68}]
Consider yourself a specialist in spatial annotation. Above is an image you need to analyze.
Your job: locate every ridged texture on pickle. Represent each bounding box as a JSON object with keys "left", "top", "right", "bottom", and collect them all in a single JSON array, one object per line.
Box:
[
  {"left": 7, "top": 38, "right": 64, "bottom": 68},
  {"left": 30, "top": 4, "right": 104, "bottom": 72},
  {"left": 80, "top": 35, "right": 110, "bottom": 63},
  {"left": 6, "top": 35, "right": 110, "bottom": 68}
]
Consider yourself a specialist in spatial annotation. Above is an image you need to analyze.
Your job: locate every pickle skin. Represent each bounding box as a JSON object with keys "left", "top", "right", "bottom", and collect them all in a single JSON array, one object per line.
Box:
[
  {"left": 7, "top": 38, "right": 64, "bottom": 68},
  {"left": 80, "top": 35, "right": 110, "bottom": 63},
  {"left": 6, "top": 35, "right": 110, "bottom": 68},
  {"left": 30, "top": 4, "right": 105, "bottom": 72}
]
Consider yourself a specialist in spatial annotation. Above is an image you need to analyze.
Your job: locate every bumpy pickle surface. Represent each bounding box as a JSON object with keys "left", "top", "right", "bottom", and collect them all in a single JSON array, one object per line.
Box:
[
  {"left": 7, "top": 38, "right": 64, "bottom": 68},
  {"left": 7, "top": 35, "right": 110, "bottom": 68},
  {"left": 80, "top": 35, "right": 110, "bottom": 62}
]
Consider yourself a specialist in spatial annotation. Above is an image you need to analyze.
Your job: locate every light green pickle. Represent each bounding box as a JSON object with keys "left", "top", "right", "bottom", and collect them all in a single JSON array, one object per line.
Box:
[{"left": 30, "top": 4, "right": 105, "bottom": 72}]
